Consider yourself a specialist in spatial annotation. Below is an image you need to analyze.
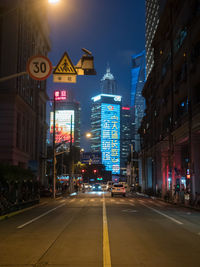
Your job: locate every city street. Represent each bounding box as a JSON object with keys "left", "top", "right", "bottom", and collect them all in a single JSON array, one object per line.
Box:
[{"left": 0, "top": 191, "right": 200, "bottom": 267}]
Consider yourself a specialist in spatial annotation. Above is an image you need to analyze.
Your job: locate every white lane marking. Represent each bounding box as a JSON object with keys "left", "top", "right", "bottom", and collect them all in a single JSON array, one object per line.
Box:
[
  {"left": 129, "top": 203, "right": 135, "bottom": 207},
  {"left": 17, "top": 203, "right": 66, "bottom": 229},
  {"left": 140, "top": 202, "right": 183, "bottom": 225},
  {"left": 122, "top": 209, "right": 138, "bottom": 213},
  {"left": 103, "top": 194, "right": 111, "bottom": 267}
]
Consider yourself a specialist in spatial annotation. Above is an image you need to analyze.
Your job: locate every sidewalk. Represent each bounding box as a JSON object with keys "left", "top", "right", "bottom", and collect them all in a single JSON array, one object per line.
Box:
[{"left": 133, "top": 192, "right": 200, "bottom": 211}]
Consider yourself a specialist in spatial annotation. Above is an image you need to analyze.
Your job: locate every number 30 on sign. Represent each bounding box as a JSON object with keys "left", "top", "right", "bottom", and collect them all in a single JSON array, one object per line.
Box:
[{"left": 27, "top": 55, "right": 52, "bottom": 81}]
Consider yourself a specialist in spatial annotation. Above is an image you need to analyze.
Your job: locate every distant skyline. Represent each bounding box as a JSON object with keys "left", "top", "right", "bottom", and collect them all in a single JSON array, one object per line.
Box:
[{"left": 47, "top": 0, "right": 145, "bottom": 149}]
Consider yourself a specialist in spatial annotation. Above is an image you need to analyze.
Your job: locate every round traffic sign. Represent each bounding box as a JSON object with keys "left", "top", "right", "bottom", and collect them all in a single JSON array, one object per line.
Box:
[{"left": 27, "top": 55, "right": 52, "bottom": 81}]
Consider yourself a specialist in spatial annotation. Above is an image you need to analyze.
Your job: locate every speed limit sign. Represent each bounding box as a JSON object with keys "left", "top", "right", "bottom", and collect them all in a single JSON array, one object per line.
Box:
[{"left": 27, "top": 55, "right": 52, "bottom": 81}]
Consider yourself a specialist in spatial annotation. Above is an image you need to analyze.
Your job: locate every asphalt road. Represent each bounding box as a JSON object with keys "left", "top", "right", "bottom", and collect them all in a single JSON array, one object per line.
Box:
[{"left": 0, "top": 191, "right": 200, "bottom": 267}]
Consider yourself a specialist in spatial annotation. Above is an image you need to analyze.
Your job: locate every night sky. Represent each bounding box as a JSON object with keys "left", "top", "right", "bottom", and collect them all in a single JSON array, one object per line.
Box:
[{"left": 47, "top": 0, "right": 145, "bottom": 149}]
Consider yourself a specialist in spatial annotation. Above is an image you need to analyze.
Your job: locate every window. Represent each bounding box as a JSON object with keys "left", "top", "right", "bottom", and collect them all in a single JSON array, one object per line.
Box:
[{"left": 174, "top": 27, "right": 187, "bottom": 53}]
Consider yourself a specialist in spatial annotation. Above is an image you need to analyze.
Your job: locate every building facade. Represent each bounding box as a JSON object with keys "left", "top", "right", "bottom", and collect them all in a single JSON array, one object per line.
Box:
[
  {"left": 131, "top": 51, "right": 146, "bottom": 152},
  {"left": 121, "top": 106, "right": 131, "bottom": 174},
  {"left": 140, "top": 0, "right": 200, "bottom": 202},
  {"left": 0, "top": 0, "right": 50, "bottom": 185},
  {"left": 91, "top": 94, "right": 121, "bottom": 175},
  {"left": 145, "top": 0, "right": 166, "bottom": 78}
]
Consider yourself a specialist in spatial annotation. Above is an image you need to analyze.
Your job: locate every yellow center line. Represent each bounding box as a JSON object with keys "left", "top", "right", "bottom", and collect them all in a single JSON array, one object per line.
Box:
[{"left": 103, "top": 194, "right": 112, "bottom": 267}]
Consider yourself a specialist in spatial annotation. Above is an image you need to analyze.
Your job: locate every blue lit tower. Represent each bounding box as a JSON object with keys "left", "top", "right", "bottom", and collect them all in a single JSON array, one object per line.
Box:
[
  {"left": 91, "top": 94, "right": 122, "bottom": 175},
  {"left": 131, "top": 51, "right": 146, "bottom": 151},
  {"left": 101, "top": 64, "right": 117, "bottom": 95}
]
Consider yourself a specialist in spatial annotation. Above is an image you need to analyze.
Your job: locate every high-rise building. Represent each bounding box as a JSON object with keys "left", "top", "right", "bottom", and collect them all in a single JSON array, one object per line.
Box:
[
  {"left": 100, "top": 64, "right": 117, "bottom": 95},
  {"left": 49, "top": 90, "right": 81, "bottom": 149},
  {"left": 121, "top": 106, "right": 131, "bottom": 173},
  {"left": 145, "top": 0, "right": 166, "bottom": 78},
  {"left": 0, "top": 1, "right": 50, "bottom": 185},
  {"left": 133, "top": 51, "right": 146, "bottom": 151},
  {"left": 91, "top": 94, "right": 121, "bottom": 175},
  {"left": 130, "top": 51, "right": 146, "bottom": 150}
]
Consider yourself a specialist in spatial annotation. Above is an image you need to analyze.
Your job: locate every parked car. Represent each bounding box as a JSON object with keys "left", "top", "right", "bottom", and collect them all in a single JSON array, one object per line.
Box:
[{"left": 111, "top": 183, "right": 126, "bottom": 197}]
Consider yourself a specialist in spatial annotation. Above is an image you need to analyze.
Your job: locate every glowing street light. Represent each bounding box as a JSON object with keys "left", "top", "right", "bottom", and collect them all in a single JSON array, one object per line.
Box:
[
  {"left": 48, "top": 0, "right": 60, "bottom": 4},
  {"left": 85, "top": 132, "right": 92, "bottom": 138}
]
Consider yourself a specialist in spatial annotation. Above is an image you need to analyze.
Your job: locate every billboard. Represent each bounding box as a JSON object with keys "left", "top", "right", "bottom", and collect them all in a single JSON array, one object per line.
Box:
[
  {"left": 50, "top": 110, "right": 74, "bottom": 143},
  {"left": 101, "top": 103, "right": 120, "bottom": 174}
]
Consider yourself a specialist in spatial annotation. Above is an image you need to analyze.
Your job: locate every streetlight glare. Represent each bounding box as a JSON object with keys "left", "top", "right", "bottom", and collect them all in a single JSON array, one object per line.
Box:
[
  {"left": 48, "top": 0, "right": 60, "bottom": 4},
  {"left": 85, "top": 133, "right": 92, "bottom": 138}
]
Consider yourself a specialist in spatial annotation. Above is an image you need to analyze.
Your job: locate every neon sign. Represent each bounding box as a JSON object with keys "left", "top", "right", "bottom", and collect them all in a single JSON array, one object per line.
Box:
[
  {"left": 101, "top": 103, "right": 120, "bottom": 174},
  {"left": 54, "top": 90, "right": 67, "bottom": 101}
]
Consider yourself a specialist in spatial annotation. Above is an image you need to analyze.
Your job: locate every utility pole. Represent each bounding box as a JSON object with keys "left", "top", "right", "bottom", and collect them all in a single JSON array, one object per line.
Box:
[{"left": 69, "top": 115, "right": 74, "bottom": 192}]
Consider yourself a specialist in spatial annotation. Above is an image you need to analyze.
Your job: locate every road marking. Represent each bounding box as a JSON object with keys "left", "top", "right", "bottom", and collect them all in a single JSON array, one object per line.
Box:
[
  {"left": 122, "top": 209, "right": 138, "bottom": 213},
  {"left": 129, "top": 203, "right": 135, "bottom": 207},
  {"left": 69, "top": 199, "right": 75, "bottom": 202},
  {"left": 17, "top": 203, "right": 66, "bottom": 229},
  {"left": 140, "top": 202, "right": 183, "bottom": 225},
  {"left": 90, "top": 198, "right": 95, "bottom": 202},
  {"left": 103, "top": 194, "right": 111, "bottom": 267}
]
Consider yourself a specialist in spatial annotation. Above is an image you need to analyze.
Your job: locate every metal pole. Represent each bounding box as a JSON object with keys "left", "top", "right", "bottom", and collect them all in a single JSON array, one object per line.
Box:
[
  {"left": 130, "top": 144, "right": 133, "bottom": 186},
  {"left": 53, "top": 94, "right": 56, "bottom": 199},
  {"left": 69, "top": 115, "right": 73, "bottom": 191}
]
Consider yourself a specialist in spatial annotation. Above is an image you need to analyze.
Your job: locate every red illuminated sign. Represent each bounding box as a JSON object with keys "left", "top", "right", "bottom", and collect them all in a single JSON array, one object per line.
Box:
[
  {"left": 54, "top": 90, "right": 67, "bottom": 101},
  {"left": 122, "top": 107, "right": 130, "bottom": 110}
]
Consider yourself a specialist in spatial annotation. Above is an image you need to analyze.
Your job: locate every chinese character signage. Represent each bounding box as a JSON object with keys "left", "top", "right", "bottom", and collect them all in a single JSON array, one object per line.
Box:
[
  {"left": 50, "top": 110, "right": 74, "bottom": 143},
  {"left": 54, "top": 90, "right": 67, "bottom": 101},
  {"left": 101, "top": 103, "right": 120, "bottom": 174}
]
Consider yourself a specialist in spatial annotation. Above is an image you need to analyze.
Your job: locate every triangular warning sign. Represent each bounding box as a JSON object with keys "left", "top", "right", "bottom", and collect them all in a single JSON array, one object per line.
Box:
[{"left": 53, "top": 52, "right": 77, "bottom": 75}]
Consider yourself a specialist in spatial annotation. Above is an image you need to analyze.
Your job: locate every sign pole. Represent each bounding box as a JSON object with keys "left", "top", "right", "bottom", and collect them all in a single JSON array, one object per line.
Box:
[{"left": 53, "top": 94, "right": 56, "bottom": 199}]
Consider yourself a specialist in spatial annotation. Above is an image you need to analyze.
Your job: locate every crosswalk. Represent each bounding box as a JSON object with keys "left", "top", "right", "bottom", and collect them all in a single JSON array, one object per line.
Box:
[{"left": 61, "top": 195, "right": 170, "bottom": 209}]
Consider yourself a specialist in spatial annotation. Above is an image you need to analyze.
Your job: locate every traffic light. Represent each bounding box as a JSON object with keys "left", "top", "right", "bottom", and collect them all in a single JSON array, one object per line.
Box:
[
  {"left": 93, "top": 169, "right": 97, "bottom": 174},
  {"left": 81, "top": 169, "right": 85, "bottom": 174}
]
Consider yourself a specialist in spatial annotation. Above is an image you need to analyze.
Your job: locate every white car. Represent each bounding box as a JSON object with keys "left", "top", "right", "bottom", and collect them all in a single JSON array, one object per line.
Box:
[
  {"left": 82, "top": 183, "right": 90, "bottom": 189},
  {"left": 111, "top": 183, "right": 126, "bottom": 197}
]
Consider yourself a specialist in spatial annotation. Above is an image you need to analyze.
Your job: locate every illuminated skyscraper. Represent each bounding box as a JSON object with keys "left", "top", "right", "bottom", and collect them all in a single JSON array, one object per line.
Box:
[
  {"left": 91, "top": 94, "right": 121, "bottom": 175},
  {"left": 121, "top": 106, "right": 131, "bottom": 173},
  {"left": 145, "top": 0, "right": 166, "bottom": 77},
  {"left": 130, "top": 51, "right": 146, "bottom": 150},
  {"left": 100, "top": 64, "right": 117, "bottom": 95}
]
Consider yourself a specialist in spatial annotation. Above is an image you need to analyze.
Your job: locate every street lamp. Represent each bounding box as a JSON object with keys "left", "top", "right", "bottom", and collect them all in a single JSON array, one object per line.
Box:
[{"left": 48, "top": 0, "right": 60, "bottom": 4}]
